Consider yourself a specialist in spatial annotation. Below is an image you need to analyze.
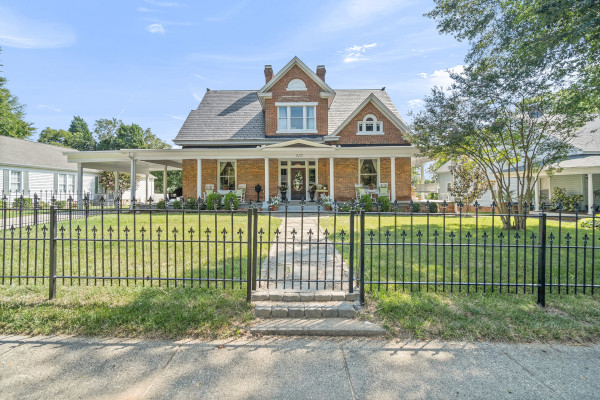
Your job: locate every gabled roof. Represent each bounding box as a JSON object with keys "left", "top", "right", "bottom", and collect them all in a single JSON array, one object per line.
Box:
[
  {"left": 257, "top": 57, "right": 335, "bottom": 105},
  {"left": 570, "top": 117, "right": 600, "bottom": 154},
  {"left": 175, "top": 90, "right": 264, "bottom": 144},
  {"left": 326, "top": 91, "right": 411, "bottom": 137},
  {"left": 0, "top": 135, "right": 95, "bottom": 172},
  {"left": 261, "top": 139, "right": 331, "bottom": 149}
]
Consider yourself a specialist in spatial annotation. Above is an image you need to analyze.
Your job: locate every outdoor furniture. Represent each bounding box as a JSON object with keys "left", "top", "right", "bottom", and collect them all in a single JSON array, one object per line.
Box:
[
  {"left": 356, "top": 186, "right": 368, "bottom": 200},
  {"left": 236, "top": 184, "right": 246, "bottom": 202},
  {"left": 378, "top": 183, "right": 390, "bottom": 199},
  {"left": 204, "top": 184, "right": 214, "bottom": 198}
]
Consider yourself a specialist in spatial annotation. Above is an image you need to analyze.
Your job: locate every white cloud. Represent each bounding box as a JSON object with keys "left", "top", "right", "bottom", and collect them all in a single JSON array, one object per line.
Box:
[
  {"left": 38, "top": 104, "right": 62, "bottom": 113},
  {"left": 320, "top": 0, "right": 411, "bottom": 33},
  {"left": 168, "top": 115, "right": 186, "bottom": 121},
  {"left": 0, "top": 6, "right": 75, "bottom": 48},
  {"left": 146, "top": 23, "right": 165, "bottom": 34},
  {"left": 418, "top": 65, "right": 465, "bottom": 89},
  {"left": 192, "top": 73, "right": 207, "bottom": 80},
  {"left": 342, "top": 43, "right": 377, "bottom": 63},
  {"left": 192, "top": 92, "right": 203, "bottom": 102},
  {"left": 137, "top": 7, "right": 155, "bottom": 12},
  {"left": 408, "top": 99, "right": 424, "bottom": 109}
]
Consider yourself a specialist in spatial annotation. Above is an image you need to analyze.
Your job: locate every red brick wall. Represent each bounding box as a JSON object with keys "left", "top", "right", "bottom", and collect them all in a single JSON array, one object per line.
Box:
[
  {"left": 335, "top": 101, "right": 409, "bottom": 145},
  {"left": 182, "top": 159, "right": 197, "bottom": 199},
  {"left": 396, "top": 157, "right": 411, "bottom": 200},
  {"left": 264, "top": 65, "right": 328, "bottom": 137},
  {"left": 318, "top": 158, "right": 329, "bottom": 187},
  {"left": 269, "top": 159, "right": 278, "bottom": 198},
  {"left": 380, "top": 158, "right": 391, "bottom": 187},
  {"left": 333, "top": 158, "right": 359, "bottom": 201},
  {"left": 201, "top": 159, "right": 217, "bottom": 195}
]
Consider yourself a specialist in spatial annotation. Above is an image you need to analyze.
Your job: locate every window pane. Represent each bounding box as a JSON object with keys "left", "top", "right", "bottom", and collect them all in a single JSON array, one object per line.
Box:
[
  {"left": 306, "top": 107, "right": 315, "bottom": 118},
  {"left": 360, "top": 160, "right": 377, "bottom": 174},
  {"left": 278, "top": 107, "right": 288, "bottom": 130},
  {"left": 365, "top": 123, "right": 374, "bottom": 132},
  {"left": 290, "top": 107, "right": 303, "bottom": 118},
  {"left": 376, "top": 123, "right": 381, "bottom": 132},
  {"left": 361, "top": 174, "right": 377, "bottom": 186},
  {"left": 10, "top": 171, "right": 21, "bottom": 191},
  {"left": 291, "top": 117, "right": 303, "bottom": 129},
  {"left": 290, "top": 107, "right": 303, "bottom": 129},
  {"left": 219, "top": 162, "right": 236, "bottom": 190}
]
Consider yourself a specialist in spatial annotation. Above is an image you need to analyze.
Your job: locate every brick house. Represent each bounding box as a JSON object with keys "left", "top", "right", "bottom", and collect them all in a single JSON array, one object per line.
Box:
[
  {"left": 176, "top": 57, "right": 414, "bottom": 204},
  {"left": 65, "top": 57, "right": 415, "bottom": 206}
]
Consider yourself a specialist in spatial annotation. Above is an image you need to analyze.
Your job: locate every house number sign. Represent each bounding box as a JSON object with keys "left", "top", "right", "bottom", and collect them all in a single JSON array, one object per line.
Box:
[{"left": 296, "top": 154, "right": 303, "bottom": 158}]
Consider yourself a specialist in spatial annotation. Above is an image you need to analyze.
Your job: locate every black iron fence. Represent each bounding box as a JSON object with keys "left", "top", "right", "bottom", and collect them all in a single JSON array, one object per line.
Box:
[{"left": 1, "top": 200, "right": 599, "bottom": 306}]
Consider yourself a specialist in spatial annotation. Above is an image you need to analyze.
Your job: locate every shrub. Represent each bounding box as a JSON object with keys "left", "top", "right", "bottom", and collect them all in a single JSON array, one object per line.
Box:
[
  {"left": 184, "top": 197, "right": 198, "bottom": 210},
  {"left": 206, "top": 192, "right": 221, "bottom": 210},
  {"left": 360, "top": 194, "right": 373, "bottom": 212},
  {"left": 581, "top": 215, "right": 600, "bottom": 230},
  {"left": 552, "top": 187, "right": 584, "bottom": 212},
  {"left": 13, "top": 197, "right": 32, "bottom": 209},
  {"left": 156, "top": 199, "right": 166, "bottom": 210},
  {"left": 338, "top": 202, "right": 352, "bottom": 212},
  {"left": 379, "top": 196, "right": 391, "bottom": 212},
  {"left": 428, "top": 202, "right": 439, "bottom": 213},
  {"left": 54, "top": 200, "right": 66, "bottom": 209},
  {"left": 223, "top": 192, "right": 239, "bottom": 210},
  {"left": 172, "top": 200, "right": 183, "bottom": 209},
  {"left": 411, "top": 202, "right": 422, "bottom": 213}
]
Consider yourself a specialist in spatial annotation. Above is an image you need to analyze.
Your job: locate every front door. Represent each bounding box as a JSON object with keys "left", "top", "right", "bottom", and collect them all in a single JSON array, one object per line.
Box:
[{"left": 291, "top": 168, "right": 306, "bottom": 200}]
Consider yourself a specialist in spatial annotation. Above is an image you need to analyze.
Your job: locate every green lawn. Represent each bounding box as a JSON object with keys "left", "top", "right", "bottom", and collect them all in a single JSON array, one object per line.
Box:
[
  {"left": 321, "top": 213, "right": 599, "bottom": 294},
  {"left": 1, "top": 212, "right": 280, "bottom": 288},
  {"left": 0, "top": 285, "right": 253, "bottom": 339},
  {"left": 370, "top": 290, "right": 600, "bottom": 342}
]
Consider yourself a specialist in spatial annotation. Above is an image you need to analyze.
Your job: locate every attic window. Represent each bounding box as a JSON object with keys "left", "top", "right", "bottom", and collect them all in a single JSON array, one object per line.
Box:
[
  {"left": 286, "top": 79, "right": 307, "bottom": 91},
  {"left": 357, "top": 114, "right": 383, "bottom": 135}
]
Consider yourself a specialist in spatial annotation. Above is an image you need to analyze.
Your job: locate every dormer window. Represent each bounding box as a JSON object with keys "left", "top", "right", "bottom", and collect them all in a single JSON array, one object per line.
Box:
[
  {"left": 357, "top": 114, "right": 383, "bottom": 135},
  {"left": 286, "top": 79, "right": 307, "bottom": 91},
  {"left": 276, "top": 102, "right": 317, "bottom": 133}
]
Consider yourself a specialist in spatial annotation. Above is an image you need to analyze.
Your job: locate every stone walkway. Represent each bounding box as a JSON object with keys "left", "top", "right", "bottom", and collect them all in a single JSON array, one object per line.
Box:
[{"left": 257, "top": 216, "right": 350, "bottom": 291}]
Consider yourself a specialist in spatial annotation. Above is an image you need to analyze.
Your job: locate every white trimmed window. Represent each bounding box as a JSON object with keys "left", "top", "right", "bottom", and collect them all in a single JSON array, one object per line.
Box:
[
  {"left": 286, "top": 79, "right": 307, "bottom": 91},
  {"left": 57, "top": 173, "right": 75, "bottom": 193},
  {"left": 10, "top": 170, "right": 22, "bottom": 192},
  {"left": 218, "top": 161, "right": 236, "bottom": 190},
  {"left": 357, "top": 114, "right": 383, "bottom": 135},
  {"left": 276, "top": 103, "right": 317, "bottom": 133},
  {"left": 359, "top": 159, "right": 379, "bottom": 186}
]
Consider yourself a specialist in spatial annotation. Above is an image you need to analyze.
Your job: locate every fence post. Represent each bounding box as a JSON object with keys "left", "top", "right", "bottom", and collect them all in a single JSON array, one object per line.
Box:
[
  {"left": 359, "top": 209, "right": 365, "bottom": 305},
  {"left": 246, "top": 208, "right": 253, "bottom": 302},
  {"left": 348, "top": 209, "right": 355, "bottom": 293},
  {"left": 49, "top": 205, "right": 58, "bottom": 300},
  {"left": 537, "top": 213, "right": 547, "bottom": 307},
  {"left": 252, "top": 207, "right": 258, "bottom": 291}
]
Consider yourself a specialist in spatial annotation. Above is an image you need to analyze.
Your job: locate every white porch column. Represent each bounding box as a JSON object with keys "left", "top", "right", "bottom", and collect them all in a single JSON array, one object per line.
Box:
[
  {"left": 263, "top": 157, "right": 270, "bottom": 208},
  {"left": 390, "top": 157, "right": 396, "bottom": 202},
  {"left": 329, "top": 157, "right": 334, "bottom": 200},
  {"left": 145, "top": 173, "right": 149, "bottom": 203},
  {"left": 196, "top": 158, "right": 202, "bottom": 199},
  {"left": 163, "top": 165, "right": 168, "bottom": 202},
  {"left": 588, "top": 173, "right": 594, "bottom": 215},
  {"left": 130, "top": 158, "right": 136, "bottom": 209},
  {"left": 77, "top": 163, "right": 83, "bottom": 209},
  {"left": 534, "top": 178, "right": 540, "bottom": 211},
  {"left": 114, "top": 171, "right": 119, "bottom": 203}
]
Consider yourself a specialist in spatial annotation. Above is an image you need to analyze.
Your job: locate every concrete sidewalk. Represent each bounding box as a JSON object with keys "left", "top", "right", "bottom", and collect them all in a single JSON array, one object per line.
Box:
[{"left": 1, "top": 335, "right": 598, "bottom": 399}]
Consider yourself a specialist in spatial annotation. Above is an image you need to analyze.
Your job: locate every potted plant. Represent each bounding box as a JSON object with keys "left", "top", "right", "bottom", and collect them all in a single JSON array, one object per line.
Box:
[
  {"left": 321, "top": 195, "right": 332, "bottom": 211},
  {"left": 280, "top": 184, "right": 288, "bottom": 202},
  {"left": 270, "top": 196, "right": 280, "bottom": 211},
  {"left": 309, "top": 184, "right": 317, "bottom": 202},
  {"left": 369, "top": 183, "right": 374, "bottom": 190}
]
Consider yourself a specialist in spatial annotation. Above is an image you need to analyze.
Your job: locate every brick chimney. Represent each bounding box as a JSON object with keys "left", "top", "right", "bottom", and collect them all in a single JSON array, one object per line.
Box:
[
  {"left": 264, "top": 65, "right": 273, "bottom": 83},
  {"left": 316, "top": 65, "right": 326, "bottom": 82}
]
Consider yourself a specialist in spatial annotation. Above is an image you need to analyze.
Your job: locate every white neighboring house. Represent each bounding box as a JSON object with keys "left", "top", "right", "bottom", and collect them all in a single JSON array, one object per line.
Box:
[
  {"left": 0, "top": 135, "right": 154, "bottom": 204},
  {"left": 435, "top": 117, "right": 600, "bottom": 214}
]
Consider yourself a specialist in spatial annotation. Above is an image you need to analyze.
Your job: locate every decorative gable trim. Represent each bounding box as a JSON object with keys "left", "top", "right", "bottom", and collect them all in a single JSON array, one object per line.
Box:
[
  {"left": 257, "top": 57, "right": 336, "bottom": 107},
  {"left": 260, "top": 139, "right": 332, "bottom": 149},
  {"left": 325, "top": 93, "right": 411, "bottom": 140}
]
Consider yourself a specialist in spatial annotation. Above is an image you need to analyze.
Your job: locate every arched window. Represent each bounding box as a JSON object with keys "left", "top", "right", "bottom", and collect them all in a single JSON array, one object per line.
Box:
[
  {"left": 286, "top": 79, "right": 307, "bottom": 91},
  {"left": 357, "top": 114, "right": 383, "bottom": 134}
]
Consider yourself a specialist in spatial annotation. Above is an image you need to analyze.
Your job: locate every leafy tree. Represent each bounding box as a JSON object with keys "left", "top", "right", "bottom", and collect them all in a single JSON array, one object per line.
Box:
[
  {"left": 411, "top": 64, "right": 594, "bottom": 228},
  {"left": 447, "top": 156, "right": 489, "bottom": 210},
  {"left": 427, "top": 0, "right": 600, "bottom": 109},
  {"left": 94, "top": 118, "right": 122, "bottom": 150},
  {"left": 0, "top": 47, "right": 34, "bottom": 139},
  {"left": 38, "top": 127, "right": 72, "bottom": 147},
  {"left": 143, "top": 128, "right": 171, "bottom": 149},
  {"left": 67, "top": 116, "right": 95, "bottom": 150},
  {"left": 152, "top": 170, "right": 182, "bottom": 194}
]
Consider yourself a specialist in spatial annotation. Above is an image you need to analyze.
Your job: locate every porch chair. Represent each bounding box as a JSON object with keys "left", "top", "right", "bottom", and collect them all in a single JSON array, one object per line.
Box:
[
  {"left": 204, "top": 184, "right": 215, "bottom": 198},
  {"left": 378, "top": 183, "right": 390, "bottom": 199},
  {"left": 236, "top": 184, "right": 246, "bottom": 203},
  {"left": 355, "top": 185, "right": 367, "bottom": 200}
]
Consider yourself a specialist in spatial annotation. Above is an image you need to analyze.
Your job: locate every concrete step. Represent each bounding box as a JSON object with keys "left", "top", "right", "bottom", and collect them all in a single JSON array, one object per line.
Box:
[
  {"left": 254, "top": 300, "right": 359, "bottom": 318},
  {"left": 252, "top": 290, "right": 360, "bottom": 302},
  {"left": 250, "top": 318, "right": 386, "bottom": 337}
]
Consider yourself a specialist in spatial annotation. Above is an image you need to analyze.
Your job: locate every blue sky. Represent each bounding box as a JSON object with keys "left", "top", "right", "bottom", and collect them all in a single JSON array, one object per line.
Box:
[{"left": 0, "top": 0, "right": 467, "bottom": 146}]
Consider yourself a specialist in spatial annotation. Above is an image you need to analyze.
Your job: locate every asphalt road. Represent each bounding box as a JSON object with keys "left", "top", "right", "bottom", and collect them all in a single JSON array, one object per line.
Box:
[{"left": 1, "top": 335, "right": 598, "bottom": 399}]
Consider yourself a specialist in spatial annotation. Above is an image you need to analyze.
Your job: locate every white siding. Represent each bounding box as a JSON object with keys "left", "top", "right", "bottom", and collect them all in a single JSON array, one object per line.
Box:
[
  {"left": 82, "top": 174, "right": 97, "bottom": 194},
  {"left": 29, "top": 171, "right": 55, "bottom": 192},
  {"left": 550, "top": 175, "right": 584, "bottom": 197}
]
